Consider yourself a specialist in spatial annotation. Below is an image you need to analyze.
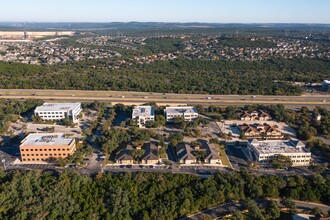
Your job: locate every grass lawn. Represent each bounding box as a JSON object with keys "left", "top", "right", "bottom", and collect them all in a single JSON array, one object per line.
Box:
[{"left": 214, "top": 144, "right": 233, "bottom": 169}]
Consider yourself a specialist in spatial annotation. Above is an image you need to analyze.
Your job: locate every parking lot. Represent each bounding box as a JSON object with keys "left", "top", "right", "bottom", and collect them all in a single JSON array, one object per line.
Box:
[
  {"left": 106, "top": 164, "right": 169, "bottom": 170},
  {"left": 27, "top": 124, "right": 82, "bottom": 137}
]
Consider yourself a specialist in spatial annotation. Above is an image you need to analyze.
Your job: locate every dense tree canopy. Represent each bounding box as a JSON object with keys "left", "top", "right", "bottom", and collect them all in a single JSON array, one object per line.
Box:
[
  {"left": 0, "top": 169, "right": 329, "bottom": 220},
  {"left": 0, "top": 57, "right": 329, "bottom": 95}
]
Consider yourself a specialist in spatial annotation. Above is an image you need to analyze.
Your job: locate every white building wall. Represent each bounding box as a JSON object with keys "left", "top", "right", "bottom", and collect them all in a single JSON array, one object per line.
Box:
[
  {"left": 166, "top": 112, "right": 198, "bottom": 122},
  {"left": 35, "top": 104, "right": 82, "bottom": 123},
  {"left": 249, "top": 144, "right": 311, "bottom": 166}
]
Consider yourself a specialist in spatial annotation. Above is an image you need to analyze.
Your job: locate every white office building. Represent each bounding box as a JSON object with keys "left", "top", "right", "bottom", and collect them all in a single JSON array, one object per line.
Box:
[
  {"left": 248, "top": 139, "right": 311, "bottom": 166},
  {"left": 34, "top": 103, "right": 82, "bottom": 123},
  {"left": 165, "top": 106, "right": 198, "bottom": 122},
  {"left": 132, "top": 106, "right": 155, "bottom": 128}
]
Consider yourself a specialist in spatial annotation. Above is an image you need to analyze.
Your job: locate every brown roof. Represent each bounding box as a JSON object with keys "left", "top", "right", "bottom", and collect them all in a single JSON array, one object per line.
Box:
[
  {"left": 141, "top": 143, "right": 159, "bottom": 161},
  {"left": 177, "top": 143, "right": 196, "bottom": 161},
  {"left": 115, "top": 145, "right": 134, "bottom": 161},
  {"left": 239, "top": 123, "right": 280, "bottom": 134}
]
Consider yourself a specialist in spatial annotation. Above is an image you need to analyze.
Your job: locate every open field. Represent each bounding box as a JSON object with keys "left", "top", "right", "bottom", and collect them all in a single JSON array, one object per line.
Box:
[{"left": 0, "top": 89, "right": 329, "bottom": 109}]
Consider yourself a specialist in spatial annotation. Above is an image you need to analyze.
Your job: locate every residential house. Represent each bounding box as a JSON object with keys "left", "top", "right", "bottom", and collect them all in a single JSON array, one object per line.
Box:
[
  {"left": 240, "top": 110, "right": 272, "bottom": 121},
  {"left": 176, "top": 143, "right": 196, "bottom": 164},
  {"left": 204, "top": 143, "right": 222, "bottom": 165},
  {"left": 115, "top": 145, "right": 134, "bottom": 164},
  {"left": 239, "top": 123, "right": 283, "bottom": 139},
  {"left": 141, "top": 143, "right": 159, "bottom": 165}
]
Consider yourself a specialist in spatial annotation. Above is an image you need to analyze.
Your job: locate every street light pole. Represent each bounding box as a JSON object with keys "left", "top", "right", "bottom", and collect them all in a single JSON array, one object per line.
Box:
[
  {"left": 100, "top": 164, "right": 103, "bottom": 173},
  {"left": 2, "top": 159, "right": 6, "bottom": 171}
]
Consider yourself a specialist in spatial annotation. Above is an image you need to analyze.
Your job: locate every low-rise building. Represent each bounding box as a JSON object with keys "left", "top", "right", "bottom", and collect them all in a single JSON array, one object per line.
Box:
[
  {"left": 141, "top": 143, "right": 159, "bottom": 165},
  {"left": 115, "top": 145, "right": 134, "bottom": 164},
  {"left": 132, "top": 106, "right": 155, "bottom": 128},
  {"left": 34, "top": 102, "right": 82, "bottom": 123},
  {"left": 19, "top": 133, "right": 76, "bottom": 163},
  {"left": 176, "top": 143, "right": 196, "bottom": 164},
  {"left": 204, "top": 144, "right": 222, "bottom": 165},
  {"left": 239, "top": 123, "right": 283, "bottom": 139},
  {"left": 165, "top": 106, "right": 198, "bottom": 122},
  {"left": 176, "top": 142, "right": 222, "bottom": 165},
  {"left": 240, "top": 110, "right": 272, "bottom": 121},
  {"left": 248, "top": 139, "right": 311, "bottom": 166},
  {"left": 115, "top": 143, "right": 160, "bottom": 165}
]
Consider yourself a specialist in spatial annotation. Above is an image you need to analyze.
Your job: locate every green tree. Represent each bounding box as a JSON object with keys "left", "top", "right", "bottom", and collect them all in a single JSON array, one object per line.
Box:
[
  {"left": 280, "top": 197, "right": 296, "bottom": 213},
  {"left": 266, "top": 200, "right": 281, "bottom": 219},
  {"left": 271, "top": 155, "right": 293, "bottom": 169}
]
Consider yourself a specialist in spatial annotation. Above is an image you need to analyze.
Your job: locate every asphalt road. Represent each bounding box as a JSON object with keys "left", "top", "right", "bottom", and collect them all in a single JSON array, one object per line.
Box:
[
  {"left": 0, "top": 89, "right": 329, "bottom": 109},
  {"left": 182, "top": 199, "right": 330, "bottom": 220}
]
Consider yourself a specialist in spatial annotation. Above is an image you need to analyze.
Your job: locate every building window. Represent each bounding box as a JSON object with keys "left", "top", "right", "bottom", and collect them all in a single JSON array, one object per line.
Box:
[{"left": 23, "top": 159, "right": 26, "bottom": 161}]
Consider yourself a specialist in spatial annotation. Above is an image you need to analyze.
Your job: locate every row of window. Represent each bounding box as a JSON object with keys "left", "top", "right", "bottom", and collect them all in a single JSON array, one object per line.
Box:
[
  {"left": 290, "top": 155, "right": 310, "bottom": 158},
  {"left": 22, "top": 148, "right": 70, "bottom": 152},
  {"left": 259, "top": 155, "right": 310, "bottom": 159},
  {"left": 167, "top": 114, "right": 197, "bottom": 118},
  {"left": 292, "top": 160, "right": 310, "bottom": 163},
  {"left": 22, "top": 153, "right": 67, "bottom": 157},
  {"left": 22, "top": 158, "right": 63, "bottom": 162},
  {"left": 40, "top": 115, "right": 64, "bottom": 118},
  {"left": 38, "top": 112, "right": 65, "bottom": 115},
  {"left": 260, "top": 160, "right": 310, "bottom": 164}
]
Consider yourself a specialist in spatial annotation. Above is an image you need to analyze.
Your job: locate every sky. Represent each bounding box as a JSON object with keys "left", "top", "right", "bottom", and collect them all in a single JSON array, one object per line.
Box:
[{"left": 0, "top": 0, "right": 329, "bottom": 23}]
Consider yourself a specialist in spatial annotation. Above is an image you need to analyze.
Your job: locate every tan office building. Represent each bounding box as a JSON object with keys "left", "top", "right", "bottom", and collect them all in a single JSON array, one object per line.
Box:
[{"left": 20, "top": 133, "right": 76, "bottom": 163}]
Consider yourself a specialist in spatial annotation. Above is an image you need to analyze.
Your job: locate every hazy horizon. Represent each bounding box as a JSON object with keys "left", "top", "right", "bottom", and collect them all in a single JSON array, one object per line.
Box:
[{"left": 0, "top": 0, "right": 329, "bottom": 24}]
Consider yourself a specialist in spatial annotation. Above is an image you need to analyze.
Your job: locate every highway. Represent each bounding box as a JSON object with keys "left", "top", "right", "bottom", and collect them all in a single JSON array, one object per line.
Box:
[{"left": 0, "top": 89, "right": 329, "bottom": 109}]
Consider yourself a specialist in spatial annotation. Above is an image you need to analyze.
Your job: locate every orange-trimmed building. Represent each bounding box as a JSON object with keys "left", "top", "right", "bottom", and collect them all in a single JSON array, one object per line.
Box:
[{"left": 20, "top": 133, "right": 76, "bottom": 163}]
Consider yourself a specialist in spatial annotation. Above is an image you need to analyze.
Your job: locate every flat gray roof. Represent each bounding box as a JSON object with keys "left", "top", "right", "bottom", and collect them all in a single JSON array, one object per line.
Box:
[
  {"left": 35, "top": 103, "right": 80, "bottom": 112},
  {"left": 21, "top": 133, "right": 74, "bottom": 147},
  {"left": 132, "top": 106, "right": 155, "bottom": 117},
  {"left": 249, "top": 139, "right": 309, "bottom": 155},
  {"left": 165, "top": 106, "right": 198, "bottom": 114}
]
